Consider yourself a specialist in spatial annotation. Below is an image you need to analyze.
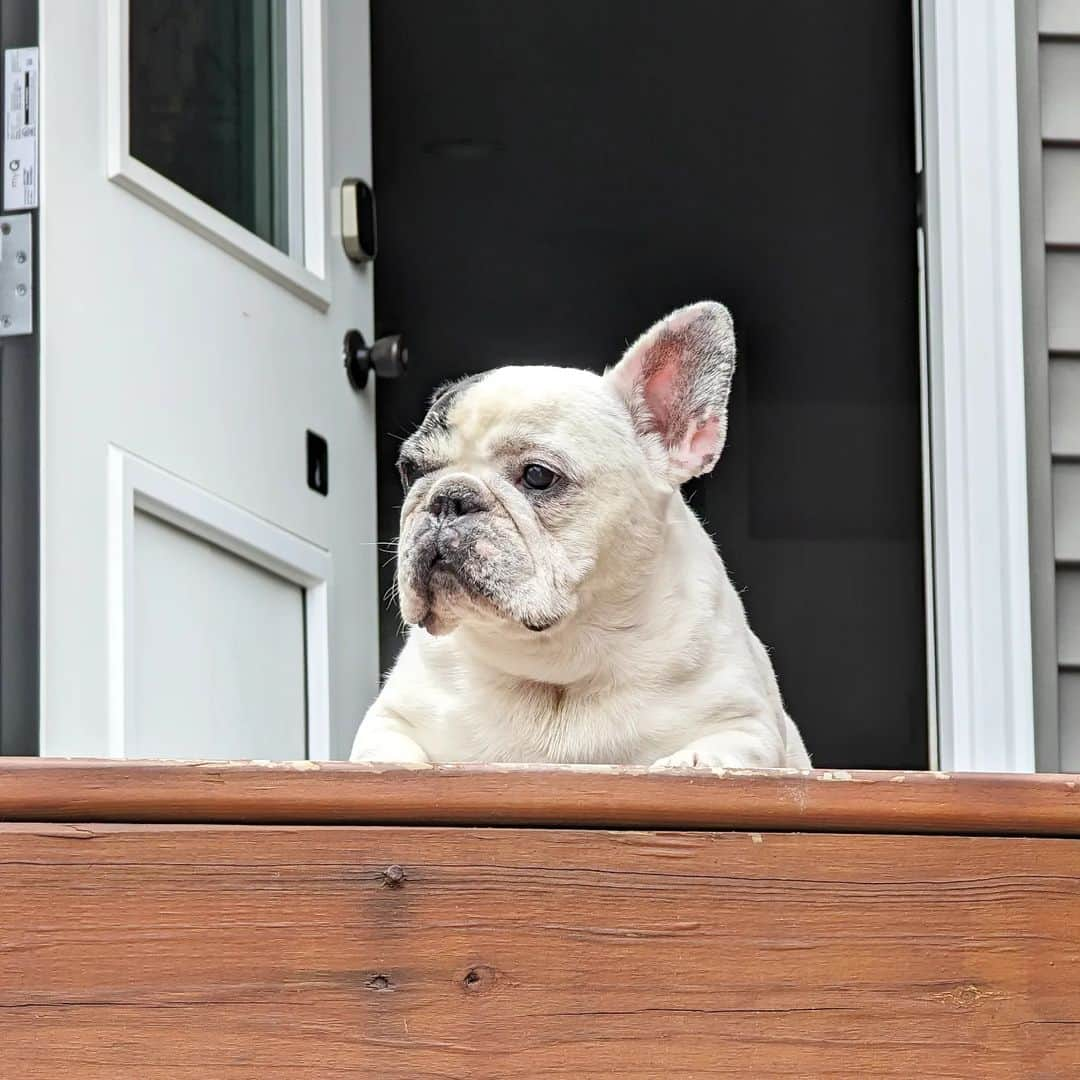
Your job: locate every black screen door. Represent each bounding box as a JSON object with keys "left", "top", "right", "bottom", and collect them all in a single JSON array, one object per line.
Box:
[{"left": 371, "top": 0, "right": 926, "bottom": 769}]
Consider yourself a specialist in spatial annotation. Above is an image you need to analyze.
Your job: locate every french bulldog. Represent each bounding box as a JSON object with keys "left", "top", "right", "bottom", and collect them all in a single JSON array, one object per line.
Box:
[{"left": 350, "top": 301, "right": 811, "bottom": 770}]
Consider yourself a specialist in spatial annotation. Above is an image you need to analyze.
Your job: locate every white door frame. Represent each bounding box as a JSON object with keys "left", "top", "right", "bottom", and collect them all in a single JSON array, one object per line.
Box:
[
  {"left": 32, "top": 0, "right": 1035, "bottom": 771},
  {"left": 919, "top": 0, "right": 1035, "bottom": 772}
]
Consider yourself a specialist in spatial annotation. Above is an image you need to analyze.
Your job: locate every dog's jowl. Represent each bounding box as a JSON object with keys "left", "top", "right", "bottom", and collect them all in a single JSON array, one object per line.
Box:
[{"left": 351, "top": 301, "right": 811, "bottom": 770}]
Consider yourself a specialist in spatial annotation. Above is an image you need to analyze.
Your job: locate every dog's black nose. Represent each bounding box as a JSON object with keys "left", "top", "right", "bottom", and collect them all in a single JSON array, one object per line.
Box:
[{"left": 428, "top": 483, "right": 487, "bottom": 521}]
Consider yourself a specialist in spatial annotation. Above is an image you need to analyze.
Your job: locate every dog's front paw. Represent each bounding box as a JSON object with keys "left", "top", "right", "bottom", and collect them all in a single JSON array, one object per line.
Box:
[
  {"left": 349, "top": 727, "right": 430, "bottom": 765},
  {"left": 650, "top": 747, "right": 735, "bottom": 771}
]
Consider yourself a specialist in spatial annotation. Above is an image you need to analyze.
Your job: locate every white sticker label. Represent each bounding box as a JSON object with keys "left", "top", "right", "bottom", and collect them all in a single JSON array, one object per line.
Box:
[{"left": 4, "top": 47, "right": 38, "bottom": 211}]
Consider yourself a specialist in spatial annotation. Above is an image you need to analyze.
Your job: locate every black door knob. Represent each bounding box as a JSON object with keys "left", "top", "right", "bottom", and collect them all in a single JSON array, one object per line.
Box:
[{"left": 343, "top": 329, "right": 408, "bottom": 390}]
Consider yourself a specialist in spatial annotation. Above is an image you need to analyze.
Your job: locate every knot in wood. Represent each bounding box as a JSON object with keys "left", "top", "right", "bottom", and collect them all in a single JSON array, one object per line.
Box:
[
  {"left": 380, "top": 864, "right": 406, "bottom": 887},
  {"left": 462, "top": 965, "right": 495, "bottom": 992}
]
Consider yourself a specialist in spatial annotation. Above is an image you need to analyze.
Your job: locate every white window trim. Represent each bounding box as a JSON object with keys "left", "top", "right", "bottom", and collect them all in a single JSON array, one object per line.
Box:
[
  {"left": 920, "top": 0, "right": 1035, "bottom": 772},
  {"left": 107, "top": 447, "right": 332, "bottom": 760},
  {"left": 104, "top": 0, "right": 330, "bottom": 309}
]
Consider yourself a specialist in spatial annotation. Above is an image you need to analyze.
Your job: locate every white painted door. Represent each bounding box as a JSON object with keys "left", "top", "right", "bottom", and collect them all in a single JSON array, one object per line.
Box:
[{"left": 38, "top": 0, "right": 379, "bottom": 760}]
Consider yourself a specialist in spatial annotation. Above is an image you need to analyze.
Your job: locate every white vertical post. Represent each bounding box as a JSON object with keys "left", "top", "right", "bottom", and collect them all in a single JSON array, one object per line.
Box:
[{"left": 921, "top": 0, "right": 1035, "bottom": 771}]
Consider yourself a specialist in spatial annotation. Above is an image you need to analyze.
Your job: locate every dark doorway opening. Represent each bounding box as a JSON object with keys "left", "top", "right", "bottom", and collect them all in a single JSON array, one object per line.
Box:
[{"left": 371, "top": 0, "right": 927, "bottom": 769}]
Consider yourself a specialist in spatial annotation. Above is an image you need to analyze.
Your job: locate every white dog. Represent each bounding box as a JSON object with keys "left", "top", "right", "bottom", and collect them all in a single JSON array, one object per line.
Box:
[{"left": 350, "top": 301, "right": 810, "bottom": 770}]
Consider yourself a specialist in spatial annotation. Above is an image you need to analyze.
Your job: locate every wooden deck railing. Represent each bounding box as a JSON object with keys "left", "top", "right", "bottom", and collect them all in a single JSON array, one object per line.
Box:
[
  {"left": 2, "top": 760, "right": 1079, "bottom": 1077},
  {"left": 0, "top": 758, "right": 1078, "bottom": 834}
]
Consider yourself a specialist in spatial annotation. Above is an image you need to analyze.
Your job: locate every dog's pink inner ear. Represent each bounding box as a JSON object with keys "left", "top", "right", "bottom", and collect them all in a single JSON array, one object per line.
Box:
[
  {"left": 626, "top": 344, "right": 724, "bottom": 478},
  {"left": 608, "top": 301, "right": 735, "bottom": 482},
  {"left": 668, "top": 413, "right": 722, "bottom": 477},
  {"left": 638, "top": 349, "right": 678, "bottom": 431}
]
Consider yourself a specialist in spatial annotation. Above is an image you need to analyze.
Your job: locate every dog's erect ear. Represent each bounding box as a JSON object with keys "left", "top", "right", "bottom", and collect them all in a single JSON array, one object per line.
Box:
[{"left": 605, "top": 301, "right": 736, "bottom": 483}]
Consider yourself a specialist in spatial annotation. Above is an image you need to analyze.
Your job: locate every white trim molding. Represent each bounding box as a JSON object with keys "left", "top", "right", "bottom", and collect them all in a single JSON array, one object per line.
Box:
[
  {"left": 104, "top": 0, "right": 330, "bottom": 309},
  {"left": 920, "top": 0, "right": 1035, "bottom": 771},
  {"left": 107, "top": 447, "right": 332, "bottom": 761}
]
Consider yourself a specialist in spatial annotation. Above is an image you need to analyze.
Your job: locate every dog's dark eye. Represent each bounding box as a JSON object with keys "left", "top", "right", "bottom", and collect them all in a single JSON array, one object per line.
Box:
[{"left": 522, "top": 463, "right": 557, "bottom": 491}]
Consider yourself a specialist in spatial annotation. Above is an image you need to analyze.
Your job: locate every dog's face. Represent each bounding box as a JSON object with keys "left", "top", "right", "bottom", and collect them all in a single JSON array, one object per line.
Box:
[{"left": 394, "top": 302, "right": 736, "bottom": 636}]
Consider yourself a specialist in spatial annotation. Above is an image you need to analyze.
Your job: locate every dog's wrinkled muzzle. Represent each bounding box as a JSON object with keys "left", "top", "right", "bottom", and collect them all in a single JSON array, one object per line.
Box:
[{"left": 399, "top": 478, "right": 503, "bottom": 631}]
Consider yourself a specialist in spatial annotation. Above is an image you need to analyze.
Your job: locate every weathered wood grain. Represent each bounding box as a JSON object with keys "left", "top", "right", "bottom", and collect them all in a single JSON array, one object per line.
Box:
[
  {"left": 1, "top": 759, "right": 1080, "bottom": 835},
  {"left": 1, "top": 823, "right": 1079, "bottom": 1078}
]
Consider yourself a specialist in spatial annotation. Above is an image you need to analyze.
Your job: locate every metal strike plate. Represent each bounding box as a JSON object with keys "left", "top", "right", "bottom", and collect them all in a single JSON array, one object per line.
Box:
[{"left": 0, "top": 213, "right": 31, "bottom": 336}]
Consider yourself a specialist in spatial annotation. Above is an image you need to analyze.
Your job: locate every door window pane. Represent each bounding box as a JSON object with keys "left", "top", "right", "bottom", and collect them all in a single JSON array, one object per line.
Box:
[{"left": 129, "top": 0, "right": 296, "bottom": 255}]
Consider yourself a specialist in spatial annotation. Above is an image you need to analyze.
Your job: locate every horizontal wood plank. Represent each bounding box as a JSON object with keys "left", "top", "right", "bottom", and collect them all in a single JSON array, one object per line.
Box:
[
  {"left": 1055, "top": 462, "right": 1080, "bottom": 561},
  {"left": 1040, "top": 0, "right": 1080, "bottom": 37},
  {"left": 1058, "top": 567, "right": 1080, "bottom": 666},
  {"left": 1050, "top": 357, "right": 1080, "bottom": 456},
  {"left": 1, "top": 824, "right": 1077, "bottom": 1078},
  {"left": 1047, "top": 251, "right": 1080, "bottom": 352},
  {"left": 1060, "top": 671, "right": 1080, "bottom": 772},
  {"left": 1041, "top": 41, "right": 1080, "bottom": 141},
  {"left": 0, "top": 759, "right": 1080, "bottom": 835},
  {"left": 1044, "top": 147, "right": 1080, "bottom": 245}
]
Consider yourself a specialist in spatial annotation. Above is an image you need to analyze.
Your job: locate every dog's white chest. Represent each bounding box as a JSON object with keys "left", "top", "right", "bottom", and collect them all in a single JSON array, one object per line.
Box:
[{"left": 446, "top": 676, "right": 678, "bottom": 765}]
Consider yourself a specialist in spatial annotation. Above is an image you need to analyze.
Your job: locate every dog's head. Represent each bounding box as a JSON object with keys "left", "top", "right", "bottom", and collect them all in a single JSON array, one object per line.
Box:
[{"left": 394, "top": 301, "right": 736, "bottom": 636}]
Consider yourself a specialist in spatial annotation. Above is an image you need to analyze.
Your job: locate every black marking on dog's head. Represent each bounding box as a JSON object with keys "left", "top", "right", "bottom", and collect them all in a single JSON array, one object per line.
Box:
[
  {"left": 421, "top": 373, "right": 484, "bottom": 435},
  {"left": 398, "top": 374, "right": 485, "bottom": 491}
]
